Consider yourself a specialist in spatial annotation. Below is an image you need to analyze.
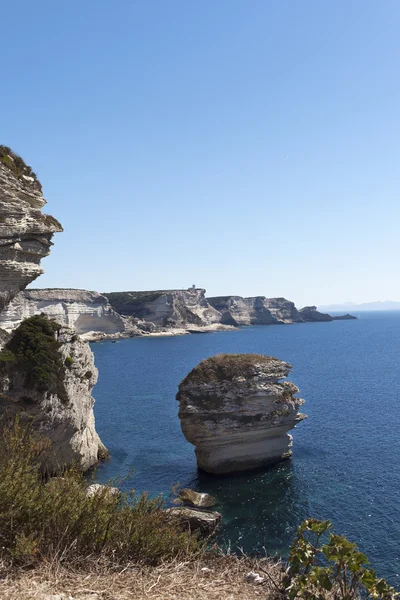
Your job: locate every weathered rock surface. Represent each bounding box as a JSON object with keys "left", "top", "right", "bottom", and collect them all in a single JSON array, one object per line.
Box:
[
  {"left": 0, "top": 289, "right": 129, "bottom": 336},
  {"left": 0, "top": 322, "right": 107, "bottom": 472},
  {"left": 177, "top": 354, "right": 306, "bottom": 474},
  {"left": 105, "top": 288, "right": 222, "bottom": 329},
  {"left": 298, "top": 306, "right": 333, "bottom": 322},
  {"left": 207, "top": 296, "right": 303, "bottom": 326},
  {"left": 176, "top": 488, "right": 217, "bottom": 508},
  {"left": 207, "top": 296, "right": 278, "bottom": 326},
  {"left": 0, "top": 148, "right": 62, "bottom": 311},
  {"left": 0, "top": 149, "right": 106, "bottom": 472},
  {"left": 166, "top": 507, "right": 222, "bottom": 535}
]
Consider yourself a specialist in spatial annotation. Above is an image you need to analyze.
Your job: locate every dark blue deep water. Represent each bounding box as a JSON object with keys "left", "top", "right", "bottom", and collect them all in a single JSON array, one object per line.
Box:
[{"left": 91, "top": 312, "right": 400, "bottom": 584}]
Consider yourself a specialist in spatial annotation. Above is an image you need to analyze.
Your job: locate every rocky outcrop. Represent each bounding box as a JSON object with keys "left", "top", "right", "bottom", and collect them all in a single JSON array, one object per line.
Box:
[
  {"left": 0, "top": 316, "right": 107, "bottom": 472},
  {"left": 207, "top": 296, "right": 279, "bottom": 326},
  {"left": 0, "top": 289, "right": 130, "bottom": 336},
  {"left": 298, "top": 306, "right": 333, "bottom": 322},
  {"left": 207, "top": 296, "right": 303, "bottom": 325},
  {"left": 0, "top": 148, "right": 62, "bottom": 311},
  {"left": 105, "top": 288, "right": 222, "bottom": 329},
  {"left": 332, "top": 314, "right": 357, "bottom": 320},
  {"left": 177, "top": 354, "right": 306, "bottom": 474},
  {"left": 176, "top": 488, "right": 217, "bottom": 508},
  {"left": 167, "top": 507, "right": 222, "bottom": 535},
  {"left": 261, "top": 297, "right": 302, "bottom": 323}
]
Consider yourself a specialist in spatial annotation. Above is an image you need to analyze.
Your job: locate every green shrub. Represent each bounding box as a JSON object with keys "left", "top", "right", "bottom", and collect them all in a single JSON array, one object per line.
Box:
[
  {"left": 284, "top": 518, "right": 399, "bottom": 599},
  {"left": 0, "top": 417, "right": 203, "bottom": 567},
  {"left": 0, "top": 315, "right": 67, "bottom": 402},
  {"left": 65, "top": 356, "right": 74, "bottom": 369}
]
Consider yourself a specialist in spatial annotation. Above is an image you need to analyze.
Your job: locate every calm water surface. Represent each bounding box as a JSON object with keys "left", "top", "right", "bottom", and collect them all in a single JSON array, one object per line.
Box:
[{"left": 91, "top": 312, "right": 400, "bottom": 584}]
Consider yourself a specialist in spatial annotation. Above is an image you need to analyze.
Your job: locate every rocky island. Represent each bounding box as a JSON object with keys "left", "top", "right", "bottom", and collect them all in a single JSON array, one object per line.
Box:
[{"left": 177, "top": 353, "right": 306, "bottom": 474}]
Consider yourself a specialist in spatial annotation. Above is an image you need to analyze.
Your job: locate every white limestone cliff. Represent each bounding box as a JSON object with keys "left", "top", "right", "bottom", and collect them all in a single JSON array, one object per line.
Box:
[
  {"left": 105, "top": 288, "right": 223, "bottom": 330},
  {"left": 177, "top": 354, "right": 306, "bottom": 474},
  {"left": 0, "top": 147, "right": 106, "bottom": 471},
  {"left": 206, "top": 296, "right": 303, "bottom": 326},
  {"left": 0, "top": 323, "right": 107, "bottom": 472},
  {"left": 0, "top": 149, "right": 62, "bottom": 311},
  {"left": 0, "top": 289, "right": 128, "bottom": 336}
]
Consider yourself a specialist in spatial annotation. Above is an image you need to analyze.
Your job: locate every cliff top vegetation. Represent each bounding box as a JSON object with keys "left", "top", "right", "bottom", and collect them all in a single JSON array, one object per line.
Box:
[
  {"left": 179, "top": 353, "right": 291, "bottom": 386},
  {"left": 0, "top": 315, "right": 67, "bottom": 401},
  {"left": 0, "top": 146, "right": 42, "bottom": 191}
]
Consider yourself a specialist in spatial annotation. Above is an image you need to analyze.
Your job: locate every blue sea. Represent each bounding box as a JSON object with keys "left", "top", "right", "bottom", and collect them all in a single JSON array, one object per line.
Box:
[{"left": 91, "top": 312, "right": 400, "bottom": 584}]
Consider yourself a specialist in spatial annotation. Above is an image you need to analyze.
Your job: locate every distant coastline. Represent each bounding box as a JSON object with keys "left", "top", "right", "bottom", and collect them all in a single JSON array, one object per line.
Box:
[{"left": 319, "top": 301, "right": 400, "bottom": 312}]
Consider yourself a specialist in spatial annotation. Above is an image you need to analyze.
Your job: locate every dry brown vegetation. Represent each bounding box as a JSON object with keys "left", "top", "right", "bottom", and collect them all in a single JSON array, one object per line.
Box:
[
  {"left": 0, "top": 556, "right": 283, "bottom": 600},
  {"left": 179, "top": 353, "right": 290, "bottom": 386}
]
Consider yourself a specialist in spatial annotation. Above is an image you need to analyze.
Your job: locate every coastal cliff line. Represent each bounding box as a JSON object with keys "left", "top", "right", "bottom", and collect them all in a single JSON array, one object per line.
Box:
[{"left": 0, "top": 286, "right": 356, "bottom": 341}]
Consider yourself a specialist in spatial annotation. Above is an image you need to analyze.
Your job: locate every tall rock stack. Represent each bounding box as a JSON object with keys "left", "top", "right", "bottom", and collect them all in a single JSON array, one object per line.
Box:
[{"left": 177, "top": 354, "right": 306, "bottom": 474}]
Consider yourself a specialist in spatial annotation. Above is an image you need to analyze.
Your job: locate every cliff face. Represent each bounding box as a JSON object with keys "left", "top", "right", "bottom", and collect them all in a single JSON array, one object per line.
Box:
[
  {"left": 208, "top": 296, "right": 337, "bottom": 326},
  {"left": 0, "top": 318, "right": 107, "bottom": 472},
  {"left": 0, "top": 149, "right": 62, "bottom": 311},
  {"left": 0, "top": 148, "right": 106, "bottom": 471},
  {"left": 105, "top": 288, "right": 222, "bottom": 329},
  {"left": 207, "top": 296, "right": 302, "bottom": 326},
  {"left": 0, "top": 289, "right": 128, "bottom": 335},
  {"left": 177, "top": 354, "right": 306, "bottom": 474}
]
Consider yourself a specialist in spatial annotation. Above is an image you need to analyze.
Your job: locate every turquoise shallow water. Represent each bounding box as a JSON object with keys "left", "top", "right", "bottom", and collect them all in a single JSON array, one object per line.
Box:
[{"left": 91, "top": 312, "right": 400, "bottom": 584}]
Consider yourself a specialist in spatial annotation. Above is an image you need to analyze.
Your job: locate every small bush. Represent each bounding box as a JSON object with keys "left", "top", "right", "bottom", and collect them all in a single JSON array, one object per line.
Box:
[
  {"left": 0, "top": 417, "right": 203, "bottom": 567},
  {"left": 284, "top": 518, "right": 399, "bottom": 599},
  {"left": 0, "top": 315, "right": 67, "bottom": 402},
  {"left": 65, "top": 356, "right": 74, "bottom": 369}
]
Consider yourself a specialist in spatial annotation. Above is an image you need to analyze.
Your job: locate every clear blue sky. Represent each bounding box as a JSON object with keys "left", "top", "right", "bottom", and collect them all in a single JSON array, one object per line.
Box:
[{"left": 2, "top": 1, "right": 399, "bottom": 307}]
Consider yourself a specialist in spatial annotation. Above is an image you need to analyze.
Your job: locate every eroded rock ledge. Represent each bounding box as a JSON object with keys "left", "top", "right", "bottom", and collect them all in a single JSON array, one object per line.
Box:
[
  {"left": 0, "top": 148, "right": 62, "bottom": 311},
  {"left": 177, "top": 354, "right": 306, "bottom": 474}
]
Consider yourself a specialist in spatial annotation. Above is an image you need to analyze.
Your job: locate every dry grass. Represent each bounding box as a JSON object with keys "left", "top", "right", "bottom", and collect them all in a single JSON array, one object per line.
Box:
[{"left": 0, "top": 556, "right": 283, "bottom": 600}]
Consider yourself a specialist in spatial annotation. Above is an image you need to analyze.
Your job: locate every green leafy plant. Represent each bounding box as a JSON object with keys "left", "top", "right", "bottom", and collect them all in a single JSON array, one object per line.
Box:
[
  {"left": 65, "top": 356, "right": 74, "bottom": 369},
  {"left": 284, "top": 518, "right": 399, "bottom": 599}
]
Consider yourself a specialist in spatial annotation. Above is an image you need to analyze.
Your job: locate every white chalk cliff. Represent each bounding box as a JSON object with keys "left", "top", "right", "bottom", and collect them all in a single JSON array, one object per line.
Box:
[{"left": 177, "top": 354, "right": 306, "bottom": 474}]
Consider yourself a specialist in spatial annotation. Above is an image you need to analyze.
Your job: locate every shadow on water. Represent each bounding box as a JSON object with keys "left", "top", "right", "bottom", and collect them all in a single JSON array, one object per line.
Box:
[{"left": 187, "top": 460, "right": 309, "bottom": 556}]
